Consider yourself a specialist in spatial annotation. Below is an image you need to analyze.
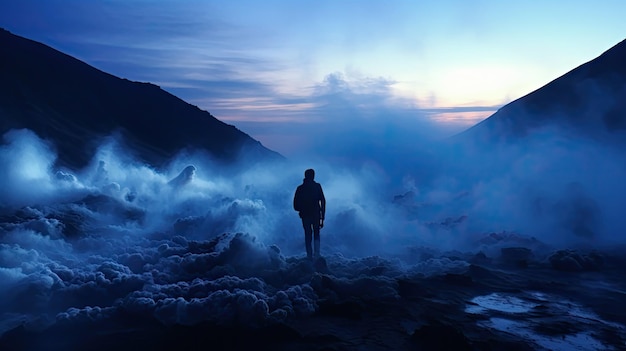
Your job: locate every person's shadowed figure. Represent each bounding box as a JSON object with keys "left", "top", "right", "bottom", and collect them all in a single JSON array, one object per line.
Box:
[{"left": 293, "top": 169, "right": 326, "bottom": 259}]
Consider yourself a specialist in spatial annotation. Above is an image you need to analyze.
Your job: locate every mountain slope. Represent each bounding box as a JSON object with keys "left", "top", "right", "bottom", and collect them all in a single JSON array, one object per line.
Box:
[
  {"left": 458, "top": 38, "right": 626, "bottom": 143},
  {"left": 0, "top": 28, "right": 282, "bottom": 169}
]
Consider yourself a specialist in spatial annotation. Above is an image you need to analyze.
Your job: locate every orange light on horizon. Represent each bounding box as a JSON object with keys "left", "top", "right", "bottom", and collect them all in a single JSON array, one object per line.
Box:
[{"left": 429, "top": 110, "right": 495, "bottom": 126}]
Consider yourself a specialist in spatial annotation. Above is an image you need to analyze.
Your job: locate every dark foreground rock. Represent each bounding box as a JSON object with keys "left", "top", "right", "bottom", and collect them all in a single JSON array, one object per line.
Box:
[{"left": 3, "top": 257, "right": 625, "bottom": 351}]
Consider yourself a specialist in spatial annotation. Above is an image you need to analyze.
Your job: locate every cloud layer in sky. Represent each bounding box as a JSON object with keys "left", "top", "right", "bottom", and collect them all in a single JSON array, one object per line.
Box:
[{"left": 2, "top": 1, "right": 626, "bottom": 154}]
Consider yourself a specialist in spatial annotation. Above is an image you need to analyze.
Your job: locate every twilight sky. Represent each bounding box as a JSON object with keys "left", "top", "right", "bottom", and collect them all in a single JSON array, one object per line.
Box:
[{"left": 1, "top": 0, "right": 625, "bottom": 155}]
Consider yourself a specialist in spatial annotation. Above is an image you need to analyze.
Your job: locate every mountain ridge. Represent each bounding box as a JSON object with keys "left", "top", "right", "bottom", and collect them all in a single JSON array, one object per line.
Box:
[
  {"left": 458, "top": 38, "right": 626, "bottom": 143},
  {"left": 0, "top": 28, "right": 283, "bottom": 170}
]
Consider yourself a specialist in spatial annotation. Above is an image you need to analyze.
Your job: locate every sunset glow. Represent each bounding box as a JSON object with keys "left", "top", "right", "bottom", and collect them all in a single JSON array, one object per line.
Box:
[{"left": 1, "top": 0, "right": 625, "bottom": 154}]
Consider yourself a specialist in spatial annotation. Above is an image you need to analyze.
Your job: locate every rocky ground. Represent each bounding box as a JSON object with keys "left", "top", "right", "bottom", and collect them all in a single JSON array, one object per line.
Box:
[{"left": 1, "top": 227, "right": 624, "bottom": 350}]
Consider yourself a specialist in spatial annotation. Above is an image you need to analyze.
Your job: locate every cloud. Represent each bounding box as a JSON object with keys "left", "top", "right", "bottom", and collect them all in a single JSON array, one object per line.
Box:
[
  {"left": 0, "top": 127, "right": 457, "bottom": 336},
  {"left": 226, "top": 73, "right": 432, "bottom": 154},
  {"left": 1, "top": 117, "right": 626, "bottom": 344},
  {"left": 1, "top": 1, "right": 500, "bottom": 156}
]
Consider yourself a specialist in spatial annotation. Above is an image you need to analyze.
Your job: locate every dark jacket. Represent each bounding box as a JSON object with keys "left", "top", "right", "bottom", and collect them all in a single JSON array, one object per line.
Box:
[{"left": 293, "top": 179, "right": 326, "bottom": 219}]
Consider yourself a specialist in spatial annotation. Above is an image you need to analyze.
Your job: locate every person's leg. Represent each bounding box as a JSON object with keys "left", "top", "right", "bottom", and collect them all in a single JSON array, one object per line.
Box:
[
  {"left": 302, "top": 218, "right": 313, "bottom": 258},
  {"left": 312, "top": 221, "right": 321, "bottom": 258}
]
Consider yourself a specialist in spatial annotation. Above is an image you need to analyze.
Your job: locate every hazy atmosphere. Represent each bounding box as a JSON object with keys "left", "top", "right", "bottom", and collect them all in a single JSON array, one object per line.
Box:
[{"left": 1, "top": 1, "right": 626, "bottom": 350}]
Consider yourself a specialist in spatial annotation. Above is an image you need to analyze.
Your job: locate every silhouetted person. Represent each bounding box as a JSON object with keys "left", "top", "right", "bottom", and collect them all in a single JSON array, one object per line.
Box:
[{"left": 293, "top": 169, "right": 326, "bottom": 259}]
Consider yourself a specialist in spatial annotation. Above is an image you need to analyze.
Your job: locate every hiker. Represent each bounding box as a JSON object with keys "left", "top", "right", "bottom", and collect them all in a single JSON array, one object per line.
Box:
[{"left": 293, "top": 169, "right": 326, "bottom": 259}]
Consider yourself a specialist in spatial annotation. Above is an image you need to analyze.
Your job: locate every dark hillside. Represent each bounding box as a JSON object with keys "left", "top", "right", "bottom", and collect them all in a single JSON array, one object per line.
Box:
[
  {"left": 458, "top": 38, "right": 626, "bottom": 143},
  {"left": 0, "top": 28, "right": 282, "bottom": 169}
]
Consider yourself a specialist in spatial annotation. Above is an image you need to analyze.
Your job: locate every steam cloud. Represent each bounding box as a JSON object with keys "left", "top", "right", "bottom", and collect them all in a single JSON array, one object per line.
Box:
[{"left": 1, "top": 106, "right": 625, "bottom": 339}]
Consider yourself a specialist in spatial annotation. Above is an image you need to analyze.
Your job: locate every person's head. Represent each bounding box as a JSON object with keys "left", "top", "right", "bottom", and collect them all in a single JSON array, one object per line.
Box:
[{"left": 304, "top": 168, "right": 315, "bottom": 180}]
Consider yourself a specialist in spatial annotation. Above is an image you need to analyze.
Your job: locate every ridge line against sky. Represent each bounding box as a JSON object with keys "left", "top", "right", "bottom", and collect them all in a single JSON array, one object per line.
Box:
[{"left": 1, "top": 0, "right": 626, "bottom": 155}]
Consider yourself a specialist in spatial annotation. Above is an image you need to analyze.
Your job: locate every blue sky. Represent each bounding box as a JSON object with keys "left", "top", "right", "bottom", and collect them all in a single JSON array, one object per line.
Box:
[{"left": 1, "top": 0, "right": 625, "bottom": 155}]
